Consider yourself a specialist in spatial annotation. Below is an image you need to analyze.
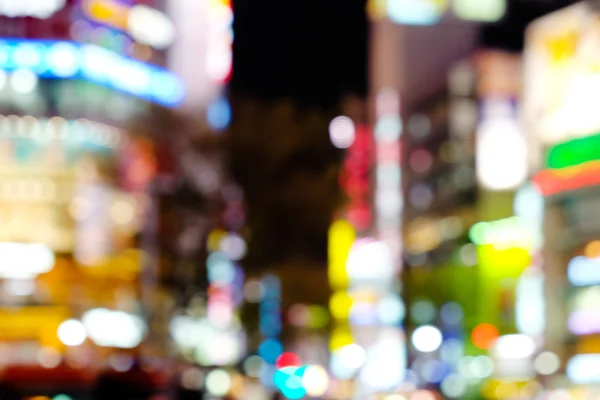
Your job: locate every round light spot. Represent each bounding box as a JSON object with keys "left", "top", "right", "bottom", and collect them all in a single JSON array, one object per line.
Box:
[
  {"left": 329, "top": 116, "right": 355, "bottom": 149},
  {"left": 10, "top": 69, "right": 38, "bottom": 94},
  {"left": 441, "top": 374, "right": 467, "bottom": 398},
  {"left": 57, "top": 319, "right": 87, "bottom": 347},
  {"left": 412, "top": 325, "right": 443, "bottom": 353},
  {"left": 205, "top": 369, "right": 232, "bottom": 397},
  {"left": 534, "top": 351, "right": 560, "bottom": 375},
  {"left": 302, "top": 365, "right": 329, "bottom": 397}
]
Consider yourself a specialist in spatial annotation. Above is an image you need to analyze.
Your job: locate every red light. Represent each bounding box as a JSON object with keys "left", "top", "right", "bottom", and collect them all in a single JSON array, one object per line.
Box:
[
  {"left": 471, "top": 323, "right": 499, "bottom": 350},
  {"left": 533, "top": 161, "right": 600, "bottom": 196},
  {"left": 275, "top": 352, "right": 301, "bottom": 369}
]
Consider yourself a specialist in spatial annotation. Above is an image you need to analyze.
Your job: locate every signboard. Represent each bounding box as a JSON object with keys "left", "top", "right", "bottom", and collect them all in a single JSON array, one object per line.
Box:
[{"left": 524, "top": 3, "right": 600, "bottom": 153}]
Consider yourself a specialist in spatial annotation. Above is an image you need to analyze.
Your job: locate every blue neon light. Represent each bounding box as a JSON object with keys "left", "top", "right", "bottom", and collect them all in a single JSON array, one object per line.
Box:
[{"left": 0, "top": 39, "right": 185, "bottom": 107}]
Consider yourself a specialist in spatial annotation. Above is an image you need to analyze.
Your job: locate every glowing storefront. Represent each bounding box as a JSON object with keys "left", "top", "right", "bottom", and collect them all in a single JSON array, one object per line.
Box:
[{"left": 0, "top": 0, "right": 184, "bottom": 364}]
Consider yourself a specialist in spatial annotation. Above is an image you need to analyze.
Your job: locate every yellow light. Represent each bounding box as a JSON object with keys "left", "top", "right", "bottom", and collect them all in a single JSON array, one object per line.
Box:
[
  {"left": 329, "top": 326, "right": 354, "bottom": 351},
  {"left": 84, "top": 0, "right": 129, "bottom": 29},
  {"left": 328, "top": 220, "right": 356, "bottom": 291},
  {"left": 329, "top": 291, "right": 353, "bottom": 320},
  {"left": 207, "top": 229, "right": 228, "bottom": 252},
  {"left": 477, "top": 245, "right": 531, "bottom": 273}
]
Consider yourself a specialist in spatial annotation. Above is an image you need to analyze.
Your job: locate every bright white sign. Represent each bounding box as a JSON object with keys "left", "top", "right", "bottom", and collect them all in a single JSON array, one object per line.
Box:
[
  {"left": 523, "top": 3, "right": 600, "bottom": 151},
  {"left": 0, "top": 242, "right": 54, "bottom": 279},
  {"left": 0, "top": 0, "right": 65, "bottom": 19},
  {"left": 476, "top": 105, "right": 527, "bottom": 191},
  {"left": 82, "top": 308, "right": 146, "bottom": 349}
]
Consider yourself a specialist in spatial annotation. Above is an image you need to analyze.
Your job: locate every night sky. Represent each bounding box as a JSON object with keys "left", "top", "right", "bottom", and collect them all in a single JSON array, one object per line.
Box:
[
  {"left": 232, "top": 0, "right": 579, "bottom": 109},
  {"left": 231, "top": 0, "right": 368, "bottom": 108}
]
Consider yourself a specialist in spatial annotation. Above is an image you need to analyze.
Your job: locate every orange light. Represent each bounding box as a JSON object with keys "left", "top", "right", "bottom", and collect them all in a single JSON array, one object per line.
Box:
[
  {"left": 585, "top": 241, "right": 600, "bottom": 259},
  {"left": 472, "top": 323, "right": 499, "bottom": 349},
  {"left": 533, "top": 161, "right": 600, "bottom": 196}
]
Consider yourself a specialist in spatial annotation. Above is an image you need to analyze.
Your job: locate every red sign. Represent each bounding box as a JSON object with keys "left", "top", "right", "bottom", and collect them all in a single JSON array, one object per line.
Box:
[{"left": 340, "top": 124, "right": 372, "bottom": 231}]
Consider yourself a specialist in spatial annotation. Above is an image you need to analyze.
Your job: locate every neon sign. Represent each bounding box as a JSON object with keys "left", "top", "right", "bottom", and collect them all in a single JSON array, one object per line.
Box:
[
  {"left": 0, "top": 39, "right": 185, "bottom": 106},
  {"left": 340, "top": 124, "right": 372, "bottom": 232}
]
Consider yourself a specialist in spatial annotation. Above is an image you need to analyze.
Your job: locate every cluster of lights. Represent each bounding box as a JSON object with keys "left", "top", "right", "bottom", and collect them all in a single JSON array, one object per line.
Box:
[
  {"left": 80, "top": 0, "right": 175, "bottom": 50},
  {"left": 258, "top": 275, "right": 282, "bottom": 387},
  {"left": 375, "top": 88, "right": 403, "bottom": 264},
  {"left": 0, "top": 39, "right": 185, "bottom": 106},
  {"left": 207, "top": 0, "right": 233, "bottom": 83},
  {"left": 273, "top": 357, "right": 330, "bottom": 399},
  {"left": 57, "top": 309, "right": 146, "bottom": 349},
  {"left": 0, "top": 115, "right": 122, "bottom": 149}
]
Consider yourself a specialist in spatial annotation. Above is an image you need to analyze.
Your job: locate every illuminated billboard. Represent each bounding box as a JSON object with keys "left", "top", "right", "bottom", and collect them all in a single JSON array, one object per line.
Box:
[{"left": 524, "top": 3, "right": 600, "bottom": 154}]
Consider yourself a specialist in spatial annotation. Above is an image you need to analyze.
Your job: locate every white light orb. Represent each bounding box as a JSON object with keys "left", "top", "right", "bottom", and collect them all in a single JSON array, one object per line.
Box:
[
  {"left": 411, "top": 325, "right": 443, "bottom": 353},
  {"left": 302, "top": 365, "right": 330, "bottom": 397},
  {"left": 57, "top": 319, "right": 87, "bottom": 347},
  {"left": 206, "top": 369, "right": 232, "bottom": 397},
  {"left": 534, "top": 351, "right": 560, "bottom": 376},
  {"left": 329, "top": 116, "right": 355, "bottom": 149}
]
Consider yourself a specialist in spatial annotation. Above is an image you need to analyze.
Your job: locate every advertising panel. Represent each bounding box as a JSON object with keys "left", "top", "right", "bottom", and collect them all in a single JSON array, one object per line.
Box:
[{"left": 524, "top": 2, "right": 600, "bottom": 163}]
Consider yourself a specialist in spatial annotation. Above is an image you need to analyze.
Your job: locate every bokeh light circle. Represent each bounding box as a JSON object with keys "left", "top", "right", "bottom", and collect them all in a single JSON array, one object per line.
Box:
[
  {"left": 329, "top": 116, "right": 355, "bottom": 149},
  {"left": 412, "top": 325, "right": 443, "bottom": 353},
  {"left": 205, "top": 369, "right": 232, "bottom": 397},
  {"left": 302, "top": 365, "right": 330, "bottom": 397}
]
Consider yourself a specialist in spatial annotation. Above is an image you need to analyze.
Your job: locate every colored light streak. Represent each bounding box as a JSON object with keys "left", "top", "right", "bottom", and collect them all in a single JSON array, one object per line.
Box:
[
  {"left": 0, "top": 39, "right": 185, "bottom": 107},
  {"left": 533, "top": 160, "right": 600, "bottom": 197},
  {"left": 546, "top": 132, "right": 600, "bottom": 170}
]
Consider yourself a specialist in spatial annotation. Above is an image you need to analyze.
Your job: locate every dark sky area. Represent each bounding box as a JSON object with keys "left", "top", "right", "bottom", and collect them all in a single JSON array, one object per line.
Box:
[
  {"left": 231, "top": 0, "right": 368, "bottom": 108},
  {"left": 232, "top": 0, "right": 580, "bottom": 108}
]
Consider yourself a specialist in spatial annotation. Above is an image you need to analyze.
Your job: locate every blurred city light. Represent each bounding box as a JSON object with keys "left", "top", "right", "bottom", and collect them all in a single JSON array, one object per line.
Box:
[
  {"left": 0, "top": 40, "right": 185, "bottom": 106},
  {"left": 329, "top": 116, "right": 355, "bottom": 149},
  {"left": 57, "top": 319, "right": 87, "bottom": 347},
  {"left": 412, "top": 325, "right": 443, "bottom": 353}
]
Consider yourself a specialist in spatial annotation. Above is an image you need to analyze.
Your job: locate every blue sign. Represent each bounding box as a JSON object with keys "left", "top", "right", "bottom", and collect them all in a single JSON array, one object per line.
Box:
[{"left": 0, "top": 39, "right": 185, "bottom": 107}]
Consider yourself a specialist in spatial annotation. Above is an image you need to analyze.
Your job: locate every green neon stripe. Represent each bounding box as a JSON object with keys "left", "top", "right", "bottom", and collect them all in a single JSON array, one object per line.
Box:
[{"left": 546, "top": 133, "right": 600, "bottom": 169}]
